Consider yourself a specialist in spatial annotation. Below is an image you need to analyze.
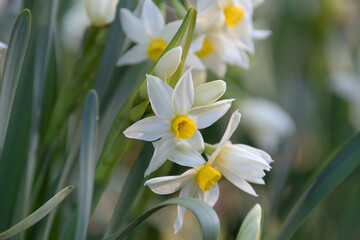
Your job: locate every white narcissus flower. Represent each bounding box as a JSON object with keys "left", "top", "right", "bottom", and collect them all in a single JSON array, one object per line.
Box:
[
  {"left": 124, "top": 69, "right": 234, "bottom": 176},
  {"left": 145, "top": 111, "right": 272, "bottom": 233},
  {"left": 238, "top": 98, "right": 295, "bottom": 152},
  {"left": 117, "top": 0, "right": 182, "bottom": 66},
  {"left": 86, "top": 0, "right": 119, "bottom": 26}
]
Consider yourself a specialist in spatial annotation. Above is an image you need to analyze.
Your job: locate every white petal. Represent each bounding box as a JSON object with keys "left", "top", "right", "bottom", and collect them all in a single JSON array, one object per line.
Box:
[
  {"left": 170, "top": 142, "right": 206, "bottom": 167},
  {"left": 219, "top": 164, "right": 258, "bottom": 196},
  {"left": 185, "top": 51, "right": 205, "bottom": 71},
  {"left": 194, "top": 80, "right": 226, "bottom": 107},
  {"left": 235, "top": 144, "right": 274, "bottom": 164},
  {"left": 141, "top": 0, "right": 165, "bottom": 38},
  {"left": 123, "top": 116, "right": 170, "bottom": 141},
  {"left": 154, "top": 46, "right": 183, "bottom": 78},
  {"left": 147, "top": 74, "right": 174, "bottom": 118},
  {"left": 172, "top": 68, "right": 194, "bottom": 115},
  {"left": 145, "top": 134, "right": 177, "bottom": 176},
  {"left": 184, "top": 129, "right": 204, "bottom": 153},
  {"left": 222, "top": 38, "right": 249, "bottom": 69},
  {"left": 208, "top": 110, "right": 241, "bottom": 165},
  {"left": 196, "top": 183, "right": 219, "bottom": 207},
  {"left": 162, "top": 20, "right": 183, "bottom": 43},
  {"left": 191, "top": 35, "right": 205, "bottom": 52},
  {"left": 116, "top": 44, "right": 148, "bottom": 66},
  {"left": 145, "top": 169, "right": 195, "bottom": 194},
  {"left": 252, "top": 29, "right": 272, "bottom": 39},
  {"left": 120, "top": 8, "right": 150, "bottom": 44},
  {"left": 202, "top": 54, "right": 227, "bottom": 77},
  {"left": 0, "top": 42, "right": 7, "bottom": 50},
  {"left": 188, "top": 99, "right": 234, "bottom": 129}
]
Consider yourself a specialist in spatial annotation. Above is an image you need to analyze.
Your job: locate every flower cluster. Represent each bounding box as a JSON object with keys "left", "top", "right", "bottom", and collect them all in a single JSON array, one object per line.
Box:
[{"left": 123, "top": 46, "right": 273, "bottom": 232}]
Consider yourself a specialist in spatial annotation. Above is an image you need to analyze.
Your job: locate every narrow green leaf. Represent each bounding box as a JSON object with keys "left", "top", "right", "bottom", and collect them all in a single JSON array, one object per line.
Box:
[
  {"left": 0, "top": 9, "right": 31, "bottom": 151},
  {"left": 75, "top": 90, "right": 99, "bottom": 240},
  {"left": 237, "top": 204, "right": 263, "bottom": 240},
  {"left": 103, "top": 197, "right": 220, "bottom": 240},
  {"left": 0, "top": 186, "right": 74, "bottom": 240},
  {"left": 276, "top": 133, "right": 360, "bottom": 240}
]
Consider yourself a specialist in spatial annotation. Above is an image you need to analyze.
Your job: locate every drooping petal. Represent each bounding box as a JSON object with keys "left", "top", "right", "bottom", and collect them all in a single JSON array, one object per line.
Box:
[
  {"left": 170, "top": 142, "right": 206, "bottom": 167},
  {"left": 184, "top": 129, "right": 204, "bottom": 153},
  {"left": 120, "top": 8, "right": 150, "bottom": 44},
  {"left": 141, "top": 0, "right": 165, "bottom": 38},
  {"left": 147, "top": 74, "right": 174, "bottom": 118},
  {"left": 208, "top": 110, "right": 241, "bottom": 165},
  {"left": 188, "top": 99, "right": 234, "bottom": 129},
  {"left": 116, "top": 44, "right": 148, "bottom": 66},
  {"left": 193, "top": 80, "right": 226, "bottom": 107},
  {"left": 145, "top": 134, "right": 177, "bottom": 176},
  {"left": 196, "top": 183, "right": 220, "bottom": 207},
  {"left": 172, "top": 68, "right": 194, "bottom": 115},
  {"left": 145, "top": 169, "right": 195, "bottom": 194},
  {"left": 123, "top": 116, "right": 170, "bottom": 141},
  {"left": 234, "top": 144, "right": 274, "bottom": 164}
]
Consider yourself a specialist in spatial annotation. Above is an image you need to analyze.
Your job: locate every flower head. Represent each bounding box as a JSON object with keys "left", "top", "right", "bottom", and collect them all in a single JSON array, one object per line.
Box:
[{"left": 124, "top": 69, "right": 234, "bottom": 176}]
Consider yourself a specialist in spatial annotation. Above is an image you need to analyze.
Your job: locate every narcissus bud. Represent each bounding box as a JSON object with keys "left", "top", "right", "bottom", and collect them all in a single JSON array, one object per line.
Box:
[{"left": 86, "top": 0, "right": 119, "bottom": 27}]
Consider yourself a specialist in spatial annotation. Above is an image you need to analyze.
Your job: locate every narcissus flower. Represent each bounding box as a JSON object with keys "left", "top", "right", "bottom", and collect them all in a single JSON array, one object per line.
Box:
[
  {"left": 86, "top": 0, "right": 119, "bottom": 26},
  {"left": 124, "top": 69, "right": 234, "bottom": 176},
  {"left": 117, "top": 0, "right": 182, "bottom": 66},
  {"left": 145, "top": 111, "right": 272, "bottom": 232}
]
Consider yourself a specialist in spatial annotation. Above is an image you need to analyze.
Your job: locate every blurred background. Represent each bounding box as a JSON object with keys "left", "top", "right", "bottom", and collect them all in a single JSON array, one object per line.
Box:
[{"left": 1, "top": 0, "right": 360, "bottom": 239}]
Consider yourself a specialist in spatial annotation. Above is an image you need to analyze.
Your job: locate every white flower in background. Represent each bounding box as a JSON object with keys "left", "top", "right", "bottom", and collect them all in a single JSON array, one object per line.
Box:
[
  {"left": 238, "top": 98, "right": 295, "bottom": 152},
  {"left": 86, "top": 0, "right": 119, "bottom": 26},
  {"left": 124, "top": 69, "right": 234, "bottom": 176},
  {"left": 145, "top": 111, "right": 272, "bottom": 233},
  {"left": 117, "top": 0, "right": 182, "bottom": 66},
  {"left": 331, "top": 71, "right": 360, "bottom": 130},
  {"left": 61, "top": 0, "right": 90, "bottom": 51},
  {"left": 237, "top": 204, "right": 263, "bottom": 240}
]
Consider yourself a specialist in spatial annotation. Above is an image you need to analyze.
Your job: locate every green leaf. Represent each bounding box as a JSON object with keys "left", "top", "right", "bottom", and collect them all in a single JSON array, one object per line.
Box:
[
  {"left": 237, "top": 204, "right": 263, "bottom": 240},
  {"left": 75, "top": 90, "right": 99, "bottom": 240},
  {"left": 0, "top": 9, "right": 31, "bottom": 152},
  {"left": 276, "top": 133, "right": 360, "bottom": 240},
  {"left": 0, "top": 186, "right": 74, "bottom": 240},
  {"left": 103, "top": 197, "right": 220, "bottom": 240}
]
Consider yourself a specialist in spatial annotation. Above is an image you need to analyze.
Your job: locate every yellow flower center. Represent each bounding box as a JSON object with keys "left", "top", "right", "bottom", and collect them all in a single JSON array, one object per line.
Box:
[
  {"left": 195, "top": 38, "right": 213, "bottom": 58},
  {"left": 196, "top": 165, "right": 222, "bottom": 192},
  {"left": 147, "top": 38, "right": 167, "bottom": 61},
  {"left": 224, "top": 5, "right": 245, "bottom": 27},
  {"left": 171, "top": 116, "right": 197, "bottom": 139}
]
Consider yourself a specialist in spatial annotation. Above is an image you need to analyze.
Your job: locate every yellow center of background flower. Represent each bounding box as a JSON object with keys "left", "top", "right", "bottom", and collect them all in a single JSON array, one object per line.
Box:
[
  {"left": 147, "top": 38, "right": 167, "bottom": 61},
  {"left": 196, "top": 165, "right": 222, "bottom": 192},
  {"left": 195, "top": 38, "right": 213, "bottom": 58},
  {"left": 172, "top": 116, "right": 197, "bottom": 139},
  {"left": 224, "top": 5, "right": 245, "bottom": 27}
]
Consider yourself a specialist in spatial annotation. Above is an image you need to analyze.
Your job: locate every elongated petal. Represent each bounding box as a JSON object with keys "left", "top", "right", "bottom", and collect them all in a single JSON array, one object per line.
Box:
[
  {"left": 145, "top": 134, "right": 177, "bottom": 176},
  {"left": 194, "top": 80, "right": 226, "bottom": 107},
  {"left": 154, "top": 46, "right": 182, "bottom": 79},
  {"left": 141, "top": 0, "right": 165, "bottom": 38},
  {"left": 116, "top": 44, "right": 148, "bottom": 66},
  {"left": 120, "top": 9, "right": 149, "bottom": 44},
  {"left": 147, "top": 74, "right": 174, "bottom": 118},
  {"left": 208, "top": 110, "right": 241, "bottom": 165},
  {"left": 123, "top": 116, "right": 170, "bottom": 141},
  {"left": 170, "top": 142, "right": 206, "bottom": 167},
  {"left": 188, "top": 99, "right": 234, "bottom": 129},
  {"left": 162, "top": 20, "right": 183, "bottom": 42},
  {"left": 145, "top": 169, "right": 196, "bottom": 194},
  {"left": 184, "top": 129, "right": 204, "bottom": 153},
  {"left": 172, "top": 68, "right": 194, "bottom": 115},
  {"left": 234, "top": 144, "right": 273, "bottom": 164},
  {"left": 219, "top": 164, "right": 258, "bottom": 196},
  {"left": 196, "top": 183, "right": 219, "bottom": 207}
]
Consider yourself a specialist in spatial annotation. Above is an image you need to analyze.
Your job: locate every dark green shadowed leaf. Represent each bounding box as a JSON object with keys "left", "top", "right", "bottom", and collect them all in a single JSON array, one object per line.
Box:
[
  {"left": 75, "top": 90, "right": 99, "bottom": 240},
  {"left": 276, "top": 133, "right": 360, "bottom": 240},
  {"left": 103, "top": 197, "right": 220, "bottom": 240},
  {"left": 0, "top": 186, "right": 73, "bottom": 240}
]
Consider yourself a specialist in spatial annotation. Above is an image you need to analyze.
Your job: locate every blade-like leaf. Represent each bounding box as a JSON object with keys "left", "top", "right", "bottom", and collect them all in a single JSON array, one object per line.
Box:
[
  {"left": 237, "top": 204, "right": 263, "bottom": 240},
  {"left": 75, "top": 90, "right": 99, "bottom": 240},
  {"left": 0, "top": 186, "right": 74, "bottom": 240},
  {"left": 103, "top": 197, "right": 220, "bottom": 240},
  {"left": 0, "top": 9, "right": 31, "bottom": 152},
  {"left": 276, "top": 133, "right": 360, "bottom": 240}
]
